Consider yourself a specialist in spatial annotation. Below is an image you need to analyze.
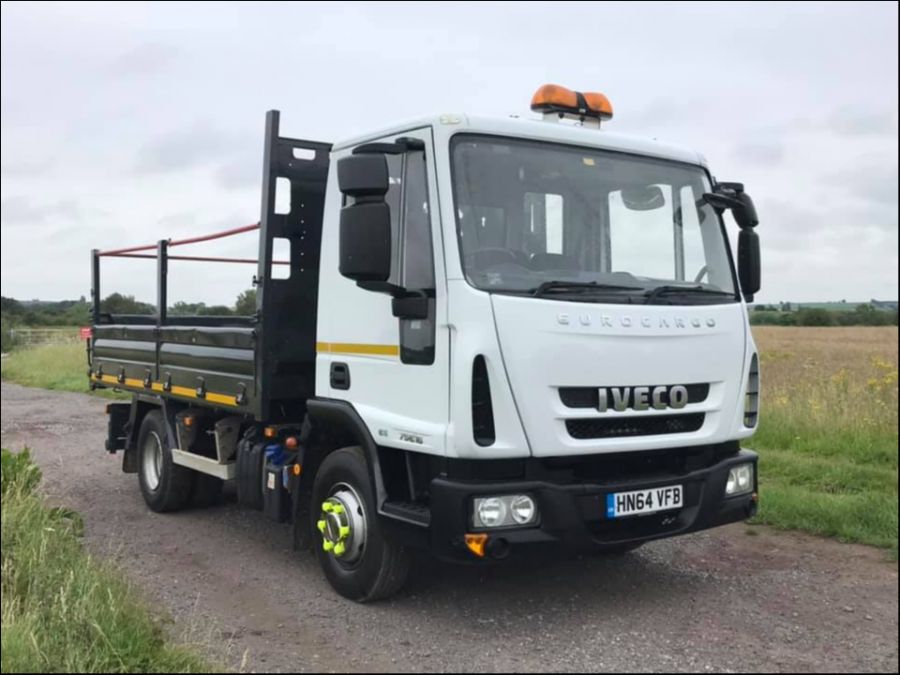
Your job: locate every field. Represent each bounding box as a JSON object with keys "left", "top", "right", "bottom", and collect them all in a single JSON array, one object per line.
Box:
[
  {"left": 1, "top": 449, "right": 212, "bottom": 673},
  {"left": 1, "top": 329, "right": 898, "bottom": 557},
  {"left": 750, "top": 327, "right": 898, "bottom": 556}
]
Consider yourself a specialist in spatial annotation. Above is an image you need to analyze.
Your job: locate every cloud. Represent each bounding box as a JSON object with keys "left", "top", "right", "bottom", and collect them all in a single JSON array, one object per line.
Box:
[
  {"left": 214, "top": 141, "right": 262, "bottom": 191},
  {"left": 828, "top": 106, "right": 898, "bottom": 138},
  {"left": 215, "top": 160, "right": 260, "bottom": 190},
  {"left": 0, "top": 196, "right": 93, "bottom": 226},
  {"left": 134, "top": 124, "right": 260, "bottom": 191},
  {"left": 134, "top": 123, "right": 234, "bottom": 174},
  {"left": 824, "top": 159, "right": 899, "bottom": 211},
  {"left": 732, "top": 139, "right": 785, "bottom": 166},
  {"left": 107, "top": 42, "right": 177, "bottom": 76},
  {"left": 156, "top": 211, "right": 198, "bottom": 229},
  {"left": 1, "top": 158, "right": 51, "bottom": 178}
]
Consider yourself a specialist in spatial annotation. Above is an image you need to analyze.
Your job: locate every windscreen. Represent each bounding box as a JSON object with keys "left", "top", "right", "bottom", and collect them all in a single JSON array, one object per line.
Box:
[{"left": 451, "top": 135, "right": 737, "bottom": 304}]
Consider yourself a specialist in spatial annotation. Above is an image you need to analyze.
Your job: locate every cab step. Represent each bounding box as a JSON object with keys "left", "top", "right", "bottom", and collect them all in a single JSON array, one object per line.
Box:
[{"left": 382, "top": 501, "right": 431, "bottom": 527}]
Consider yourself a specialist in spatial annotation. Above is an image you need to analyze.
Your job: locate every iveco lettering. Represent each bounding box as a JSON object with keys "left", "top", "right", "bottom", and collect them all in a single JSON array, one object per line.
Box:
[{"left": 89, "top": 84, "right": 762, "bottom": 602}]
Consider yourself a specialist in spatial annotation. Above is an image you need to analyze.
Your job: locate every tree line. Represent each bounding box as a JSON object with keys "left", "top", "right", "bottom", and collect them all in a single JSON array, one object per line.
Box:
[
  {"left": 750, "top": 303, "right": 898, "bottom": 326},
  {"left": 1, "top": 291, "right": 257, "bottom": 351},
  {"left": 2, "top": 291, "right": 257, "bottom": 325}
]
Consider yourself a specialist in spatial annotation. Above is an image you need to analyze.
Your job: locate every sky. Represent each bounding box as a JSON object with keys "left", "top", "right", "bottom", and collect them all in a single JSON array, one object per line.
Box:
[{"left": 1, "top": 0, "right": 897, "bottom": 306}]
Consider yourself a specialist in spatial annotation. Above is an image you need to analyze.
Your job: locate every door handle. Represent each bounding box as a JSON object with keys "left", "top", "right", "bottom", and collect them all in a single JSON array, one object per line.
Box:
[{"left": 330, "top": 362, "right": 350, "bottom": 390}]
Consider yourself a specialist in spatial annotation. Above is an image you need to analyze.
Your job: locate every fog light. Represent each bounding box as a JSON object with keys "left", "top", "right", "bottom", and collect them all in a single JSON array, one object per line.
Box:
[
  {"left": 472, "top": 495, "right": 539, "bottom": 529},
  {"left": 510, "top": 495, "right": 537, "bottom": 525},
  {"left": 726, "top": 463, "right": 755, "bottom": 496},
  {"left": 475, "top": 498, "right": 507, "bottom": 528}
]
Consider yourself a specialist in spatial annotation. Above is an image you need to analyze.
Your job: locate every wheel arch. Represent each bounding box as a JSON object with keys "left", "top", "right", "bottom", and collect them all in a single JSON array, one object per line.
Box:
[
  {"left": 305, "top": 397, "right": 388, "bottom": 509},
  {"left": 123, "top": 394, "right": 186, "bottom": 473}
]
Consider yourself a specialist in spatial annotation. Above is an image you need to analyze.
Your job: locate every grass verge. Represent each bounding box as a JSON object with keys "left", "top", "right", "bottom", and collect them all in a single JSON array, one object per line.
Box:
[
  {"left": 1, "top": 448, "right": 212, "bottom": 673},
  {"left": 1, "top": 342, "right": 124, "bottom": 399}
]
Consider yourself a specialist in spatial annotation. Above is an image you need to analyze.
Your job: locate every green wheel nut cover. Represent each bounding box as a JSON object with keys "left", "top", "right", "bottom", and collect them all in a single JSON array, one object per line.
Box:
[{"left": 320, "top": 498, "right": 354, "bottom": 557}]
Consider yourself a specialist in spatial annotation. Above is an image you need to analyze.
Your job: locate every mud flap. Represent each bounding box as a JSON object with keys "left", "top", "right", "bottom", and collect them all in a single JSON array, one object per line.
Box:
[{"left": 105, "top": 402, "right": 130, "bottom": 453}]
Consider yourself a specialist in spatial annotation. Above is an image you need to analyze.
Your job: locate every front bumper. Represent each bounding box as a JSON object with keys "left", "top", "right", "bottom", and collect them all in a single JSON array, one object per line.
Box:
[{"left": 426, "top": 448, "right": 758, "bottom": 563}]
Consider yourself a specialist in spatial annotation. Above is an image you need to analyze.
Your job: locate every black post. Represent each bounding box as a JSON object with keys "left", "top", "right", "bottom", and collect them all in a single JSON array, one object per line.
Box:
[
  {"left": 255, "top": 110, "right": 280, "bottom": 419},
  {"left": 91, "top": 248, "right": 101, "bottom": 323},
  {"left": 257, "top": 109, "right": 280, "bottom": 306},
  {"left": 157, "top": 240, "right": 168, "bottom": 326}
]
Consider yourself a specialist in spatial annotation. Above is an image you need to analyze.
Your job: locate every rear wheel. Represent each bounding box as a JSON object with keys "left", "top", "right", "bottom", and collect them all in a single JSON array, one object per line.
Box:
[
  {"left": 137, "top": 410, "right": 194, "bottom": 512},
  {"left": 311, "top": 446, "right": 411, "bottom": 602}
]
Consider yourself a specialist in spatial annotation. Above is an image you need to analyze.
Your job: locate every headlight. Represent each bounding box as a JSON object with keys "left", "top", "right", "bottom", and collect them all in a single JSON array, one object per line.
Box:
[
  {"left": 725, "top": 463, "right": 755, "bottom": 496},
  {"left": 472, "top": 495, "right": 539, "bottom": 529}
]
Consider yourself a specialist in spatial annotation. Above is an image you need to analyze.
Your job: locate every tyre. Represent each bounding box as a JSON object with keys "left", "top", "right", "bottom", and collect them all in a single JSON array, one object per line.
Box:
[
  {"left": 193, "top": 473, "right": 224, "bottom": 507},
  {"left": 137, "top": 410, "right": 194, "bottom": 513},
  {"left": 311, "top": 446, "right": 411, "bottom": 602}
]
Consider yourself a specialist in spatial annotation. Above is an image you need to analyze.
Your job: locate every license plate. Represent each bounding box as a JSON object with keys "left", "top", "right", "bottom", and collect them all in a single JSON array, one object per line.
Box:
[{"left": 605, "top": 484, "right": 683, "bottom": 519}]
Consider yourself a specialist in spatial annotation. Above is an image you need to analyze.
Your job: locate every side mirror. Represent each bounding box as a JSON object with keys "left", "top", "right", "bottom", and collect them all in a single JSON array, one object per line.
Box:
[
  {"left": 737, "top": 228, "right": 761, "bottom": 302},
  {"left": 338, "top": 154, "right": 392, "bottom": 283},
  {"left": 732, "top": 192, "right": 758, "bottom": 229},
  {"left": 338, "top": 154, "right": 389, "bottom": 197},
  {"left": 339, "top": 203, "right": 392, "bottom": 282}
]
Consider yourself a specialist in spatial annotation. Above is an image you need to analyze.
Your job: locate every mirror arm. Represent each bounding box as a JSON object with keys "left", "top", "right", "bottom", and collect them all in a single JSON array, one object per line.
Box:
[
  {"left": 702, "top": 191, "right": 743, "bottom": 214},
  {"left": 353, "top": 137, "right": 425, "bottom": 156}
]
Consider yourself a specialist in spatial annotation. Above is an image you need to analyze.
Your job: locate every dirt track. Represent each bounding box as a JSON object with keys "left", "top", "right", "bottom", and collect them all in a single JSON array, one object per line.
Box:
[{"left": 1, "top": 381, "right": 897, "bottom": 673}]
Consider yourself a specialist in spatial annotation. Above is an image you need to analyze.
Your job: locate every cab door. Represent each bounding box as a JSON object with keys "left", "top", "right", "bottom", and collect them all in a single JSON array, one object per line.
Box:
[{"left": 317, "top": 127, "right": 449, "bottom": 456}]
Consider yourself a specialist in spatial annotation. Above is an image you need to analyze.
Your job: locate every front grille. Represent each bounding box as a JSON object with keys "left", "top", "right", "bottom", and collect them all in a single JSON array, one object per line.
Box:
[
  {"left": 566, "top": 413, "right": 705, "bottom": 439},
  {"left": 560, "top": 383, "right": 710, "bottom": 409}
]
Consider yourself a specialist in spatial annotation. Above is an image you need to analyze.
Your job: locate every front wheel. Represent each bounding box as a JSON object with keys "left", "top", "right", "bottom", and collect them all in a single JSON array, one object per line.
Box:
[{"left": 311, "top": 446, "right": 411, "bottom": 602}]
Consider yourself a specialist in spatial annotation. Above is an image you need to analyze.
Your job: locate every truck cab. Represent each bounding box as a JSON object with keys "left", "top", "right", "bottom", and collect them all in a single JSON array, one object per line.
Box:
[{"left": 91, "top": 85, "right": 761, "bottom": 601}]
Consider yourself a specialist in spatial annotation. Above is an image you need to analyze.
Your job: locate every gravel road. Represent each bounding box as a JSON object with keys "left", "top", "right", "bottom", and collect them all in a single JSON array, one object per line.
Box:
[{"left": 2, "top": 381, "right": 897, "bottom": 673}]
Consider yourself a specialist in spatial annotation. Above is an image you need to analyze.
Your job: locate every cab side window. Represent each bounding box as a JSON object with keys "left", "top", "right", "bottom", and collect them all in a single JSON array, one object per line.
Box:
[
  {"left": 401, "top": 151, "right": 434, "bottom": 289},
  {"left": 398, "top": 149, "right": 435, "bottom": 365},
  {"left": 385, "top": 154, "right": 403, "bottom": 285}
]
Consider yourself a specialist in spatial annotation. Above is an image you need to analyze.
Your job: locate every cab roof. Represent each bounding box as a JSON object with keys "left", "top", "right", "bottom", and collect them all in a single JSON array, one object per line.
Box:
[{"left": 332, "top": 113, "right": 706, "bottom": 167}]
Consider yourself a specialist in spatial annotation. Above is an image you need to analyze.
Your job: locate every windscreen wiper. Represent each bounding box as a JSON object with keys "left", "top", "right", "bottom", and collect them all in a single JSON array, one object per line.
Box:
[
  {"left": 643, "top": 285, "right": 735, "bottom": 303},
  {"left": 531, "top": 280, "right": 642, "bottom": 297}
]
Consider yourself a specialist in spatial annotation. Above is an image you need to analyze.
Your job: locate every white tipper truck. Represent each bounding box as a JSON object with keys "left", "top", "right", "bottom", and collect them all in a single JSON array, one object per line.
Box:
[{"left": 90, "top": 84, "right": 762, "bottom": 601}]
